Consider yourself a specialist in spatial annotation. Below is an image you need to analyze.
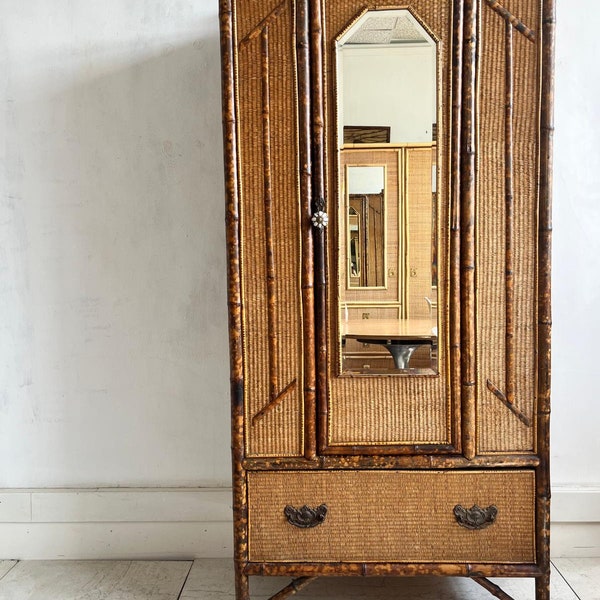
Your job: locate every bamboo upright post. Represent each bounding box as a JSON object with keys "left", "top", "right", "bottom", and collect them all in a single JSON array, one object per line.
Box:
[
  {"left": 260, "top": 26, "right": 279, "bottom": 404},
  {"left": 504, "top": 21, "right": 515, "bottom": 407},
  {"left": 450, "top": 0, "right": 464, "bottom": 451},
  {"left": 536, "top": 0, "right": 555, "bottom": 598},
  {"left": 310, "top": 0, "right": 328, "bottom": 454},
  {"left": 219, "top": 1, "right": 249, "bottom": 598},
  {"left": 296, "top": 0, "right": 317, "bottom": 460},
  {"left": 460, "top": 0, "right": 478, "bottom": 460}
]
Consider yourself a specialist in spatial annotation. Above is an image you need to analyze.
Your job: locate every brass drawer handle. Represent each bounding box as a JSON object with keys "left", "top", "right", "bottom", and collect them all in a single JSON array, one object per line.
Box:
[
  {"left": 284, "top": 504, "right": 328, "bottom": 529},
  {"left": 454, "top": 504, "right": 498, "bottom": 530}
]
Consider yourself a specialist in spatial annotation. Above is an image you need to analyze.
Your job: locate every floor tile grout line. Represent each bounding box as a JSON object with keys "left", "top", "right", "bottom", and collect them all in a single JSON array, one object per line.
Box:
[
  {"left": 176, "top": 560, "right": 195, "bottom": 600},
  {"left": 0, "top": 561, "right": 20, "bottom": 582},
  {"left": 551, "top": 560, "right": 582, "bottom": 600}
]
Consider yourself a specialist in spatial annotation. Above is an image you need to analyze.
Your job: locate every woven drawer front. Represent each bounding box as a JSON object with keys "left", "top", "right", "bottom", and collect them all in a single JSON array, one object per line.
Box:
[
  {"left": 344, "top": 338, "right": 389, "bottom": 355},
  {"left": 346, "top": 307, "right": 400, "bottom": 321},
  {"left": 248, "top": 470, "right": 535, "bottom": 564}
]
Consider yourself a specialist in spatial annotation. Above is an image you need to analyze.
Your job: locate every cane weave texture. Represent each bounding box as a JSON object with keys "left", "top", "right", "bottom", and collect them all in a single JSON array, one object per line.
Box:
[
  {"left": 248, "top": 470, "right": 535, "bottom": 563},
  {"left": 476, "top": 0, "right": 540, "bottom": 453},
  {"left": 236, "top": 1, "right": 304, "bottom": 457}
]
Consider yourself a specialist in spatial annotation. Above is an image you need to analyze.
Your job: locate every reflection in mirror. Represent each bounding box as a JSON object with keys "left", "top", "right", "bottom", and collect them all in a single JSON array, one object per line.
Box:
[
  {"left": 337, "top": 9, "right": 439, "bottom": 374},
  {"left": 349, "top": 207, "right": 361, "bottom": 279},
  {"left": 347, "top": 166, "right": 385, "bottom": 288}
]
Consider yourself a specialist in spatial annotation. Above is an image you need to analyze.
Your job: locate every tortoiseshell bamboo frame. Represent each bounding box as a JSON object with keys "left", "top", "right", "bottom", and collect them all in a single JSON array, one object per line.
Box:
[{"left": 219, "top": 0, "right": 554, "bottom": 597}]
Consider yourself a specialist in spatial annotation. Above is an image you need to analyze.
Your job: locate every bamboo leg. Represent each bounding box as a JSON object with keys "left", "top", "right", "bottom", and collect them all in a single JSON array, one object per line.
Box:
[
  {"left": 535, "top": 570, "right": 551, "bottom": 600},
  {"left": 235, "top": 563, "right": 250, "bottom": 600}
]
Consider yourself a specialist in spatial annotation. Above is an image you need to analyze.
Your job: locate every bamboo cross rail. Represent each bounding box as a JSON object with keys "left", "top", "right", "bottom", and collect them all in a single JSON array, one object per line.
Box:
[
  {"left": 268, "top": 577, "right": 317, "bottom": 600},
  {"left": 484, "top": 0, "right": 536, "bottom": 42},
  {"left": 238, "top": 0, "right": 287, "bottom": 48},
  {"left": 473, "top": 577, "right": 516, "bottom": 600}
]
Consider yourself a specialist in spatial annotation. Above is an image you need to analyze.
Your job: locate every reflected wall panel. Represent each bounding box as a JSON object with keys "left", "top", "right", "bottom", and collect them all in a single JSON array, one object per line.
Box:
[{"left": 406, "top": 147, "right": 435, "bottom": 320}]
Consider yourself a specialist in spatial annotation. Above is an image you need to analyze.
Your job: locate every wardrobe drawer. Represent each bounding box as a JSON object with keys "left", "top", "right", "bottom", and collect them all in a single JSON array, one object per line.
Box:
[
  {"left": 343, "top": 337, "right": 390, "bottom": 355},
  {"left": 343, "top": 357, "right": 396, "bottom": 370},
  {"left": 247, "top": 470, "right": 535, "bottom": 564},
  {"left": 345, "top": 306, "right": 399, "bottom": 322}
]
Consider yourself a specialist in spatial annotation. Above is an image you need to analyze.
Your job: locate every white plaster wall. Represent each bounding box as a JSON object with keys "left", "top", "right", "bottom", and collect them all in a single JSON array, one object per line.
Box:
[
  {"left": 0, "top": 0, "right": 230, "bottom": 488},
  {"left": 0, "top": 0, "right": 598, "bottom": 558},
  {"left": 347, "top": 166, "right": 385, "bottom": 195},
  {"left": 552, "top": 0, "right": 600, "bottom": 486}
]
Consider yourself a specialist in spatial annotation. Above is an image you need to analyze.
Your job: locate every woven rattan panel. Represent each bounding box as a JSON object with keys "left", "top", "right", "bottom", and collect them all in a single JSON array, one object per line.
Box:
[
  {"left": 325, "top": 1, "right": 453, "bottom": 447},
  {"left": 476, "top": 0, "right": 540, "bottom": 453},
  {"left": 406, "top": 147, "right": 435, "bottom": 319},
  {"left": 235, "top": 0, "right": 286, "bottom": 40},
  {"left": 248, "top": 470, "right": 535, "bottom": 563},
  {"left": 236, "top": 1, "right": 303, "bottom": 457}
]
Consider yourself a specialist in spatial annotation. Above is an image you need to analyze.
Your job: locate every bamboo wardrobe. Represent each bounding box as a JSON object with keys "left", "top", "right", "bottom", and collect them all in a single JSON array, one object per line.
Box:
[{"left": 220, "top": 0, "right": 554, "bottom": 598}]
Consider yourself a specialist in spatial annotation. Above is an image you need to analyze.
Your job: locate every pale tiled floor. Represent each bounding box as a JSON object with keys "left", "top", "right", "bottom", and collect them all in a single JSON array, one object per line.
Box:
[{"left": 0, "top": 558, "right": 597, "bottom": 599}]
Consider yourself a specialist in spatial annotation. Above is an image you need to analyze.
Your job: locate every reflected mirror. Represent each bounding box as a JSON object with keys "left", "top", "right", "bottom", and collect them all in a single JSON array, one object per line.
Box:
[
  {"left": 337, "top": 9, "right": 439, "bottom": 374},
  {"left": 347, "top": 166, "right": 386, "bottom": 288}
]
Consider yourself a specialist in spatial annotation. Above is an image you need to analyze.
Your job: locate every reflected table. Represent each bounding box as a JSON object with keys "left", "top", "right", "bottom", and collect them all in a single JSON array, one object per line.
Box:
[{"left": 342, "top": 318, "right": 437, "bottom": 369}]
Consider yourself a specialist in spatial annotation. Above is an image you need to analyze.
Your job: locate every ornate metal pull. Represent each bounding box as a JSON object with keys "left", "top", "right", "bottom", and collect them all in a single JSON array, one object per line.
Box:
[
  {"left": 284, "top": 504, "right": 328, "bottom": 529},
  {"left": 454, "top": 504, "right": 498, "bottom": 530}
]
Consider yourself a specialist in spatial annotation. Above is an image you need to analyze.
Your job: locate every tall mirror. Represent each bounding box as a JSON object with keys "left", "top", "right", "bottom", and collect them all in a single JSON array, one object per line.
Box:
[{"left": 337, "top": 9, "right": 439, "bottom": 374}]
